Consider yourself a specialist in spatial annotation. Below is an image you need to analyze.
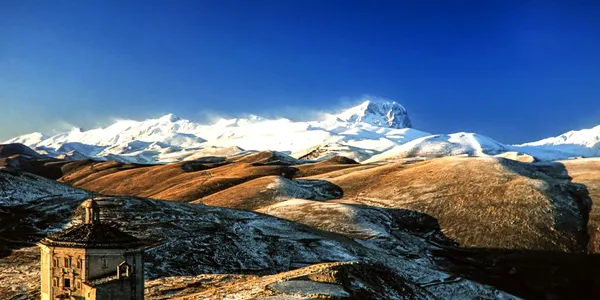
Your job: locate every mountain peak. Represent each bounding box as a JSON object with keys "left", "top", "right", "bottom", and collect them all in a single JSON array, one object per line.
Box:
[
  {"left": 336, "top": 98, "right": 412, "bottom": 129},
  {"left": 158, "top": 113, "right": 181, "bottom": 122}
]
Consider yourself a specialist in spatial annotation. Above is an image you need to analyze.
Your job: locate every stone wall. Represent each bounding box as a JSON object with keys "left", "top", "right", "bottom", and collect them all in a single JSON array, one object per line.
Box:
[
  {"left": 39, "top": 245, "right": 86, "bottom": 300},
  {"left": 39, "top": 246, "right": 143, "bottom": 300}
]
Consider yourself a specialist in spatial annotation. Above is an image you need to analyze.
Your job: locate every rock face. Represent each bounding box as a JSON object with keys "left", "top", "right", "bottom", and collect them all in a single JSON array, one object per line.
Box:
[{"left": 334, "top": 99, "right": 413, "bottom": 129}]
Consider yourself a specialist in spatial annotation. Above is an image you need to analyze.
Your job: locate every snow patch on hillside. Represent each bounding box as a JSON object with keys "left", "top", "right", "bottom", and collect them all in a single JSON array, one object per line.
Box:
[
  {"left": 366, "top": 132, "right": 508, "bottom": 162},
  {"left": 0, "top": 170, "right": 89, "bottom": 206}
]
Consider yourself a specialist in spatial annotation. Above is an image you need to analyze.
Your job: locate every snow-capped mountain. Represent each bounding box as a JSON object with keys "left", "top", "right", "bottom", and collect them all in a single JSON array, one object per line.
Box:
[
  {"left": 3, "top": 99, "right": 429, "bottom": 163},
  {"left": 333, "top": 100, "right": 412, "bottom": 129},
  {"left": 4, "top": 98, "right": 600, "bottom": 163},
  {"left": 512, "top": 124, "right": 600, "bottom": 160}
]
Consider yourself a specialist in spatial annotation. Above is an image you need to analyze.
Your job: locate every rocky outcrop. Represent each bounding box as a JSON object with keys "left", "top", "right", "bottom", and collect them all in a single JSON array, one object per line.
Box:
[{"left": 335, "top": 99, "right": 413, "bottom": 129}]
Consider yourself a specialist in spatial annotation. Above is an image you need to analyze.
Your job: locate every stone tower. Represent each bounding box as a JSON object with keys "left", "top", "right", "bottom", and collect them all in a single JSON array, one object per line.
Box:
[{"left": 38, "top": 199, "right": 145, "bottom": 300}]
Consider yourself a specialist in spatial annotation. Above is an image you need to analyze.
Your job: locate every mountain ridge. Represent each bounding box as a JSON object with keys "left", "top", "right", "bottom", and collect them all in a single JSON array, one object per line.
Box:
[{"left": 4, "top": 99, "right": 600, "bottom": 163}]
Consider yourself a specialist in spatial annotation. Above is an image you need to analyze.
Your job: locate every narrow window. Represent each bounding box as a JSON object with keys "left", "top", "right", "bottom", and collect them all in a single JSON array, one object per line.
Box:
[
  {"left": 102, "top": 258, "right": 108, "bottom": 268},
  {"left": 53, "top": 258, "right": 59, "bottom": 267},
  {"left": 76, "top": 280, "right": 81, "bottom": 289},
  {"left": 64, "top": 278, "right": 71, "bottom": 288},
  {"left": 76, "top": 258, "right": 82, "bottom": 269},
  {"left": 63, "top": 257, "right": 68, "bottom": 268},
  {"left": 53, "top": 277, "right": 59, "bottom": 287}
]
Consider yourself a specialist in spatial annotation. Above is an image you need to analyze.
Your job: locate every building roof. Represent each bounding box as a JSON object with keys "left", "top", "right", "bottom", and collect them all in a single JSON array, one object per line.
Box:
[
  {"left": 39, "top": 199, "right": 143, "bottom": 249},
  {"left": 40, "top": 223, "right": 143, "bottom": 249}
]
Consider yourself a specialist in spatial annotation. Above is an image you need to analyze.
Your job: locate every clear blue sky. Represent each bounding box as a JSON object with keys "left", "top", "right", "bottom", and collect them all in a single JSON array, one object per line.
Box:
[{"left": 1, "top": 0, "right": 599, "bottom": 143}]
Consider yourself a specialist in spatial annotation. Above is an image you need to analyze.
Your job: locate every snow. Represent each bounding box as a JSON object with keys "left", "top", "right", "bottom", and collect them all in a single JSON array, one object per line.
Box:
[
  {"left": 264, "top": 178, "right": 343, "bottom": 201},
  {"left": 4, "top": 98, "right": 600, "bottom": 163},
  {"left": 513, "top": 124, "right": 600, "bottom": 160},
  {"left": 267, "top": 280, "right": 350, "bottom": 297},
  {"left": 366, "top": 132, "right": 508, "bottom": 162},
  {"left": 519, "top": 124, "right": 600, "bottom": 148},
  {"left": 332, "top": 99, "right": 412, "bottom": 129},
  {"left": 4, "top": 132, "right": 47, "bottom": 146},
  {"left": 0, "top": 170, "right": 90, "bottom": 206},
  {"left": 2, "top": 99, "right": 423, "bottom": 164}
]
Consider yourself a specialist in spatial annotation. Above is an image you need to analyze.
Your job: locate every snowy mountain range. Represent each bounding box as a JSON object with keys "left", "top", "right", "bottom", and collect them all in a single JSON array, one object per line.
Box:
[{"left": 4, "top": 98, "right": 600, "bottom": 163}]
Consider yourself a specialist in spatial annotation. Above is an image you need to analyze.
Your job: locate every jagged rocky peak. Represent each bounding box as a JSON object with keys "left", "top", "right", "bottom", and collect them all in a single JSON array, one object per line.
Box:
[{"left": 336, "top": 98, "right": 412, "bottom": 128}]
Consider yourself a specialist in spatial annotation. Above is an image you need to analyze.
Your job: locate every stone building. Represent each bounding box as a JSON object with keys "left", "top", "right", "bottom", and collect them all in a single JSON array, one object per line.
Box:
[{"left": 38, "top": 199, "right": 145, "bottom": 300}]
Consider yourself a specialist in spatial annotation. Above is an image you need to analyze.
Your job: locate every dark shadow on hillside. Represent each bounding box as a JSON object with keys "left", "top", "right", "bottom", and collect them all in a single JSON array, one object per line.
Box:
[
  {"left": 0, "top": 156, "right": 66, "bottom": 179},
  {"left": 431, "top": 245, "right": 600, "bottom": 299},
  {"left": 498, "top": 158, "right": 592, "bottom": 252},
  {"left": 284, "top": 196, "right": 600, "bottom": 299},
  {"left": 0, "top": 143, "right": 47, "bottom": 159},
  {"left": 412, "top": 158, "right": 596, "bottom": 299},
  {"left": 0, "top": 197, "right": 84, "bottom": 259},
  {"left": 181, "top": 160, "right": 229, "bottom": 172},
  {"left": 327, "top": 204, "right": 599, "bottom": 299}
]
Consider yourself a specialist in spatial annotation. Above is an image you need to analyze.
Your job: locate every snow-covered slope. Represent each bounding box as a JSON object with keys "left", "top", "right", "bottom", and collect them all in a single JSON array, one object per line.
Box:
[
  {"left": 5, "top": 132, "right": 48, "bottom": 146},
  {"left": 520, "top": 124, "right": 600, "bottom": 148},
  {"left": 4, "top": 99, "right": 429, "bottom": 163},
  {"left": 513, "top": 124, "right": 600, "bottom": 160},
  {"left": 366, "top": 132, "right": 509, "bottom": 162},
  {"left": 0, "top": 169, "right": 90, "bottom": 206}
]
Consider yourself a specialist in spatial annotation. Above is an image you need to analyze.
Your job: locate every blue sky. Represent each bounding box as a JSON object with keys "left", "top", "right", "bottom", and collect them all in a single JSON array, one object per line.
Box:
[{"left": 1, "top": 0, "right": 599, "bottom": 143}]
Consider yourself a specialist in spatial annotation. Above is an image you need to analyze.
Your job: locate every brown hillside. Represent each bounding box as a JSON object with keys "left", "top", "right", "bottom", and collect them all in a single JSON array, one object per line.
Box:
[
  {"left": 2, "top": 150, "right": 372, "bottom": 203},
  {"left": 198, "top": 176, "right": 344, "bottom": 210},
  {"left": 227, "top": 150, "right": 298, "bottom": 164},
  {"left": 61, "top": 160, "right": 298, "bottom": 201},
  {"left": 562, "top": 158, "right": 600, "bottom": 253},
  {"left": 291, "top": 157, "right": 369, "bottom": 178},
  {"left": 46, "top": 152, "right": 370, "bottom": 202},
  {"left": 4, "top": 150, "right": 594, "bottom": 254},
  {"left": 317, "top": 157, "right": 590, "bottom": 252}
]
